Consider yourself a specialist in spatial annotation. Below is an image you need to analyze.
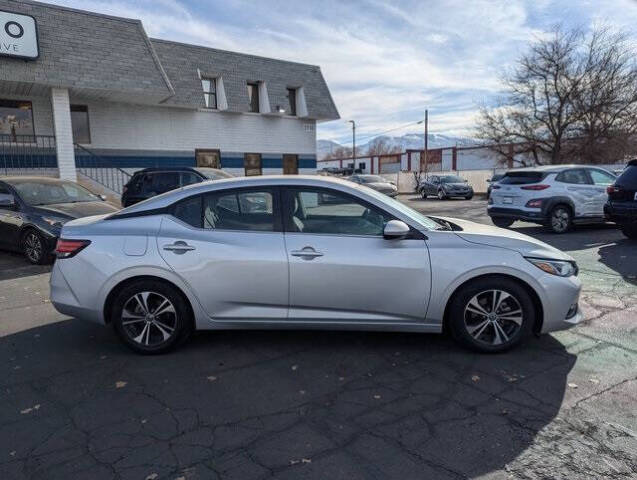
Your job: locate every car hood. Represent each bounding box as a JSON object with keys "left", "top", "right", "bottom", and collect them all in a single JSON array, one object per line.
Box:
[
  {"left": 33, "top": 201, "right": 119, "bottom": 219},
  {"left": 443, "top": 182, "right": 471, "bottom": 189},
  {"left": 367, "top": 182, "right": 397, "bottom": 190},
  {"left": 436, "top": 216, "right": 574, "bottom": 261}
]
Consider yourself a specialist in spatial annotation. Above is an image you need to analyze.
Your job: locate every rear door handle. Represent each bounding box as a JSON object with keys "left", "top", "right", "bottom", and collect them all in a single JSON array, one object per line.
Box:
[
  {"left": 163, "top": 241, "right": 195, "bottom": 254},
  {"left": 290, "top": 247, "right": 323, "bottom": 259}
]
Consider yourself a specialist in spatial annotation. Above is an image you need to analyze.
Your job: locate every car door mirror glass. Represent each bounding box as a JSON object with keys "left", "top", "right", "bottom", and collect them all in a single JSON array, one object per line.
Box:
[
  {"left": 0, "top": 193, "right": 16, "bottom": 207},
  {"left": 383, "top": 220, "right": 410, "bottom": 239}
]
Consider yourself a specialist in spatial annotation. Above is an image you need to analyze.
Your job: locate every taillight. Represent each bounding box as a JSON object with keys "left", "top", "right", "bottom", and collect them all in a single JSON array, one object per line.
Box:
[
  {"left": 607, "top": 185, "right": 618, "bottom": 194},
  {"left": 122, "top": 185, "right": 128, "bottom": 194},
  {"left": 521, "top": 184, "right": 550, "bottom": 190},
  {"left": 55, "top": 239, "right": 91, "bottom": 259}
]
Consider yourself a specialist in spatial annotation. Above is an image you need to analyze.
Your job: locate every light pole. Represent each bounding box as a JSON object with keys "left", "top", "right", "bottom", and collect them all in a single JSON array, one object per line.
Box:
[
  {"left": 348, "top": 120, "right": 356, "bottom": 173},
  {"left": 423, "top": 109, "right": 428, "bottom": 177}
]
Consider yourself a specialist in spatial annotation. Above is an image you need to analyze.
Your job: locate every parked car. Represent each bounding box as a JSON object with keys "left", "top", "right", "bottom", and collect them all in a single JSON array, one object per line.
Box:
[
  {"left": 121, "top": 167, "right": 234, "bottom": 207},
  {"left": 605, "top": 159, "right": 637, "bottom": 239},
  {"left": 487, "top": 173, "right": 505, "bottom": 199},
  {"left": 488, "top": 165, "right": 617, "bottom": 233},
  {"left": 51, "top": 175, "right": 582, "bottom": 355},
  {"left": 418, "top": 175, "right": 474, "bottom": 200},
  {"left": 0, "top": 177, "right": 119, "bottom": 264},
  {"left": 348, "top": 174, "right": 398, "bottom": 196}
]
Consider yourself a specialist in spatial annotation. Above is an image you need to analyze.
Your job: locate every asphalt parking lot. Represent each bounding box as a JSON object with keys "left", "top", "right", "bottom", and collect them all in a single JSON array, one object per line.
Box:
[{"left": 1, "top": 196, "right": 636, "bottom": 480}]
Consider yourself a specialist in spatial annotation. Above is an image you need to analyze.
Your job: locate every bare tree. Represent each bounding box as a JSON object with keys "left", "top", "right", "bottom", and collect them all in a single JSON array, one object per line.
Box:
[
  {"left": 365, "top": 137, "right": 401, "bottom": 156},
  {"left": 477, "top": 26, "right": 637, "bottom": 166},
  {"left": 323, "top": 146, "right": 353, "bottom": 160}
]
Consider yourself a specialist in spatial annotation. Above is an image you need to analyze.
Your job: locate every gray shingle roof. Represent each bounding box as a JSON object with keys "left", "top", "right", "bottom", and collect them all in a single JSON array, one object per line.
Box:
[
  {"left": 150, "top": 39, "right": 339, "bottom": 120},
  {"left": 0, "top": 0, "right": 174, "bottom": 102}
]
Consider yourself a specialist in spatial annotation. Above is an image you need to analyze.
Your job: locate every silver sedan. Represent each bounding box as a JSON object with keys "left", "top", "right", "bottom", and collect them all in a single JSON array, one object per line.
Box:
[{"left": 50, "top": 176, "right": 582, "bottom": 354}]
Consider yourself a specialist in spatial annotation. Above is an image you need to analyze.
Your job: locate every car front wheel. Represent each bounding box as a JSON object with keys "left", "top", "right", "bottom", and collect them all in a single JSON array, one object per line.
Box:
[
  {"left": 22, "top": 230, "right": 50, "bottom": 265},
  {"left": 112, "top": 280, "right": 193, "bottom": 354},
  {"left": 437, "top": 189, "right": 446, "bottom": 200},
  {"left": 448, "top": 277, "right": 535, "bottom": 353},
  {"left": 491, "top": 217, "right": 514, "bottom": 228}
]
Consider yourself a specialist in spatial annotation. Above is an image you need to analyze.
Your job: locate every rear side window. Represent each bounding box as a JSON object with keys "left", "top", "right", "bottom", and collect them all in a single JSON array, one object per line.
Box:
[
  {"left": 203, "top": 189, "right": 275, "bottom": 231},
  {"left": 500, "top": 172, "right": 546, "bottom": 185},
  {"left": 616, "top": 165, "right": 637, "bottom": 187},
  {"left": 180, "top": 172, "right": 201, "bottom": 187},
  {"left": 151, "top": 172, "right": 180, "bottom": 194},
  {"left": 173, "top": 195, "right": 202, "bottom": 228},
  {"left": 556, "top": 169, "right": 590, "bottom": 185}
]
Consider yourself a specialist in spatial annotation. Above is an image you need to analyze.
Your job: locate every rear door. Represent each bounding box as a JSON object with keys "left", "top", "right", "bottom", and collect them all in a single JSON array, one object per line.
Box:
[
  {"left": 158, "top": 188, "right": 289, "bottom": 320},
  {"left": 556, "top": 169, "right": 596, "bottom": 216},
  {"left": 282, "top": 187, "right": 431, "bottom": 323}
]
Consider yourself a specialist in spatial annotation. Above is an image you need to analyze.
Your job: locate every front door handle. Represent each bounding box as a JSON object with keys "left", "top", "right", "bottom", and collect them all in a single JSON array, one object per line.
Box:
[
  {"left": 290, "top": 246, "right": 323, "bottom": 259},
  {"left": 163, "top": 241, "right": 195, "bottom": 254}
]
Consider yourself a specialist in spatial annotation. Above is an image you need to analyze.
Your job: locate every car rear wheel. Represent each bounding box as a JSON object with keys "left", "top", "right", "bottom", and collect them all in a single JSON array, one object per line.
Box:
[
  {"left": 465, "top": 195, "right": 473, "bottom": 200},
  {"left": 112, "top": 280, "right": 193, "bottom": 354},
  {"left": 621, "top": 223, "right": 637, "bottom": 239},
  {"left": 548, "top": 205, "right": 572, "bottom": 234},
  {"left": 448, "top": 277, "right": 535, "bottom": 353},
  {"left": 22, "top": 230, "right": 50, "bottom": 265},
  {"left": 491, "top": 217, "right": 514, "bottom": 228}
]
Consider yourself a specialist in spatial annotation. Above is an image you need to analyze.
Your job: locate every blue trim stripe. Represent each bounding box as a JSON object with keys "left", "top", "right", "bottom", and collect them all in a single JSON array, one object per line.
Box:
[{"left": 75, "top": 155, "right": 195, "bottom": 169}]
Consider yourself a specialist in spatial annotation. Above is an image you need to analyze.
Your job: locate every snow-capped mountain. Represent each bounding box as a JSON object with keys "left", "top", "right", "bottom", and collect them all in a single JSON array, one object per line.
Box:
[{"left": 318, "top": 133, "right": 476, "bottom": 158}]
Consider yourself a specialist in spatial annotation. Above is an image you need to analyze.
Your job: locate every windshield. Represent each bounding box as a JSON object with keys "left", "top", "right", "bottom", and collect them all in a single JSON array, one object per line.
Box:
[
  {"left": 12, "top": 181, "right": 99, "bottom": 206},
  {"left": 196, "top": 168, "right": 234, "bottom": 180},
  {"left": 361, "top": 187, "right": 445, "bottom": 230},
  {"left": 358, "top": 175, "right": 387, "bottom": 184},
  {"left": 440, "top": 175, "right": 464, "bottom": 183}
]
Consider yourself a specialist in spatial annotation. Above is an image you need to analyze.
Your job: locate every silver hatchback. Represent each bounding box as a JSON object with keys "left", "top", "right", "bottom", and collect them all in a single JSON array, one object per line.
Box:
[{"left": 50, "top": 176, "right": 582, "bottom": 354}]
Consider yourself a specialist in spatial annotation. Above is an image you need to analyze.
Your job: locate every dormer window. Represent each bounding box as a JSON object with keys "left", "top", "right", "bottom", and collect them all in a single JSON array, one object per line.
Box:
[
  {"left": 202, "top": 78, "right": 217, "bottom": 109},
  {"left": 247, "top": 82, "right": 260, "bottom": 112},
  {"left": 287, "top": 88, "right": 297, "bottom": 116}
]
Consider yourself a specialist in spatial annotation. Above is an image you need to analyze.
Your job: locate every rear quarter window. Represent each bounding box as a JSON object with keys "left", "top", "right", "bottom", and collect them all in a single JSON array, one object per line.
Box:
[{"left": 499, "top": 172, "right": 547, "bottom": 184}]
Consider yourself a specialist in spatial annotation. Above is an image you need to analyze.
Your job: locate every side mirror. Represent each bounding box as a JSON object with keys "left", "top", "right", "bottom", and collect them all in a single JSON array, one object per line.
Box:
[
  {"left": 0, "top": 193, "right": 16, "bottom": 208},
  {"left": 384, "top": 220, "right": 410, "bottom": 240}
]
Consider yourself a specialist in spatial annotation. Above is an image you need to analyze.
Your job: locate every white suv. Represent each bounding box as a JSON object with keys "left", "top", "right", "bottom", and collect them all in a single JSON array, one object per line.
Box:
[{"left": 488, "top": 165, "right": 616, "bottom": 233}]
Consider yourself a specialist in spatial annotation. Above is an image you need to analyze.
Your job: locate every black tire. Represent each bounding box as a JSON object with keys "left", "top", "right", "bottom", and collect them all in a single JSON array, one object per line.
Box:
[
  {"left": 437, "top": 189, "right": 446, "bottom": 200},
  {"left": 420, "top": 189, "right": 427, "bottom": 200},
  {"left": 465, "top": 195, "right": 474, "bottom": 200},
  {"left": 448, "top": 277, "right": 535, "bottom": 353},
  {"left": 621, "top": 224, "right": 637, "bottom": 240},
  {"left": 491, "top": 217, "right": 514, "bottom": 228},
  {"left": 111, "top": 279, "right": 193, "bottom": 354},
  {"left": 22, "top": 229, "right": 51, "bottom": 265},
  {"left": 548, "top": 204, "right": 572, "bottom": 234}
]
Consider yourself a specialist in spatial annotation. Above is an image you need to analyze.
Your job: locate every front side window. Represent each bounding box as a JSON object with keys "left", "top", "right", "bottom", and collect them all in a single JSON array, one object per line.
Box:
[
  {"left": 557, "top": 169, "right": 590, "bottom": 185},
  {"left": 287, "top": 88, "right": 297, "bottom": 116},
  {"left": 284, "top": 188, "right": 393, "bottom": 236},
  {"left": 151, "top": 172, "right": 181, "bottom": 194},
  {"left": 180, "top": 172, "right": 201, "bottom": 187},
  {"left": 247, "top": 82, "right": 259, "bottom": 112},
  {"left": 70, "top": 105, "right": 91, "bottom": 144},
  {"left": 202, "top": 78, "right": 217, "bottom": 109},
  {"left": 0, "top": 99, "right": 34, "bottom": 138},
  {"left": 589, "top": 169, "right": 615, "bottom": 186},
  {"left": 204, "top": 189, "right": 275, "bottom": 231}
]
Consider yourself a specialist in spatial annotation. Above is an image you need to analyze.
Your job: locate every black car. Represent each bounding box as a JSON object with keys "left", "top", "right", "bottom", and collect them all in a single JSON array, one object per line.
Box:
[
  {"left": 605, "top": 159, "right": 637, "bottom": 239},
  {"left": 418, "top": 174, "right": 474, "bottom": 200},
  {"left": 121, "top": 167, "right": 233, "bottom": 207},
  {"left": 0, "top": 177, "right": 119, "bottom": 264}
]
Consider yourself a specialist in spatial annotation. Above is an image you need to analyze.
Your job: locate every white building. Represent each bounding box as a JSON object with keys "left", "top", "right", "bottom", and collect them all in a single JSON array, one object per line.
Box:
[{"left": 0, "top": 0, "right": 339, "bottom": 191}]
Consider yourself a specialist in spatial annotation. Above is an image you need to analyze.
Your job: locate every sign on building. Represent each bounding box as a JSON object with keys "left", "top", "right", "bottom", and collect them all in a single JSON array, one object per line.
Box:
[{"left": 0, "top": 11, "right": 39, "bottom": 60}]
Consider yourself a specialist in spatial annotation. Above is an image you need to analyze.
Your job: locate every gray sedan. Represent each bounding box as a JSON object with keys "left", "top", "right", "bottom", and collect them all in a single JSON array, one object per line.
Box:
[
  {"left": 50, "top": 176, "right": 582, "bottom": 354},
  {"left": 348, "top": 174, "right": 398, "bottom": 196}
]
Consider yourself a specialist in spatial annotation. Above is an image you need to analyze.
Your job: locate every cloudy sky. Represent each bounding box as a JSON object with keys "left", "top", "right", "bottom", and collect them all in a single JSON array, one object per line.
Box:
[{"left": 48, "top": 0, "right": 637, "bottom": 144}]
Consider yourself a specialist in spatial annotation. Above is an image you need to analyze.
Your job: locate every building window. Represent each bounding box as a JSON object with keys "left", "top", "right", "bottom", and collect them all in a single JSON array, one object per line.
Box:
[
  {"left": 70, "top": 105, "right": 91, "bottom": 144},
  {"left": 283, "top": 154, "right": 298, "bottom": 174},
  {"left": 287, "top": 88, "right": 297, "bottom": 116},
  {"left": 0, "top": 99, "right": 34, "bottom": 139},
  {"left": 244, "top": 153, "right": 262, "bottom": 176},
  {"left": 201, "top": 78, "right": 217, "bottom": 109},
  {"left": 247, "top": 82, "right": 259, "bottom": 113}
]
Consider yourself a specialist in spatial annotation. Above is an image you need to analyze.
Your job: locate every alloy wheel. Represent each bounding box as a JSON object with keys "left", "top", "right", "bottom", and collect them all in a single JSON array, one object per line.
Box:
[
  {"left": 463, "top": 289, "right": 523, "bottom": 346},
  {"left": 24, "top": 232, "right": 43, "bottom": 263},
  {"left": 438, "top": 189, "right": 445, "bottom": 200},
  {"left": 121, "top": 291, "right": 177, "bottom": 347},
  {"left": 551, "top": 207, "right": 570, "bottom": 233}
]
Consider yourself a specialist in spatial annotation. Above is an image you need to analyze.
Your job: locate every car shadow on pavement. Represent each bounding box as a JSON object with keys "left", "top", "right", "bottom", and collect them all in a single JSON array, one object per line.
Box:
[
  {"left": 0, "top": 251, "right": 51, "bottom": 281},
  {"left": 598, "top": 239, "right": 637, "bottom": 285},
  {"left": 0, "top": 319, "right": 575, "bottom": 479}
]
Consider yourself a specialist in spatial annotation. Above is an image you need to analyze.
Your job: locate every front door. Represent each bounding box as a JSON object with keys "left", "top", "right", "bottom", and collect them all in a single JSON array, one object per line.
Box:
[
  {"left": 588, "top": 169, "right": 615, "bottom": 216},
  {"left": 559, "top": 169, "right": 597, "bottom": 216},
  {"left": 158, "top": 188, "right": 288, "bottom": 320},
  {"left": 195, "top": 149, "right": 221, "bottom": 168},
  {"left": 282, "top": 187, "right": 431, "bottom": 322},
  {"left": 283, "top": 154, "right": 298, "bottom": 174}
]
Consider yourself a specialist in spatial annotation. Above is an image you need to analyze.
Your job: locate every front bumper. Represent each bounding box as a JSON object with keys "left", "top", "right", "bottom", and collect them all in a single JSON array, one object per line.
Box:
[
  {"left": 488, "top": 207, "right": 546, "bottom": 224},
  {"left": 538, "top": 272, "right": 583, "bottom": 334}
]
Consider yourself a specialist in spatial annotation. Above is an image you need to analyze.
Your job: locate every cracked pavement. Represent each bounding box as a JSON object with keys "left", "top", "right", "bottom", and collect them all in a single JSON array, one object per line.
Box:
[{"left": 0, "top": 196, "right": 636, "bottom": 479}]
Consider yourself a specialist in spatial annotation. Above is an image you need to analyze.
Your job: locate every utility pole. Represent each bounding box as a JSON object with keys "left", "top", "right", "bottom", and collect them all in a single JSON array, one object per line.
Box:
[
  {"left": 423, "top": 109, "right": 428, "bottom": 177},
  {"left": 348, "top": 120, "right": 356, "bottom": 173}
]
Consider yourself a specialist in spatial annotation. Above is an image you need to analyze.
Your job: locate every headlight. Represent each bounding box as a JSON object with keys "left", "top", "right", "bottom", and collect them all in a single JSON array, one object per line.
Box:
[
  {"left": 42, "top": 216, "right": 67, "bottom": 228},
  {"left": 526, "top": 257, "right": 578, "bottom": 277}
]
